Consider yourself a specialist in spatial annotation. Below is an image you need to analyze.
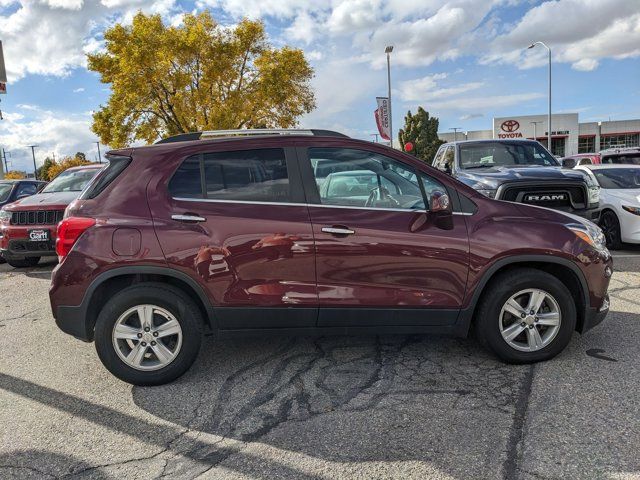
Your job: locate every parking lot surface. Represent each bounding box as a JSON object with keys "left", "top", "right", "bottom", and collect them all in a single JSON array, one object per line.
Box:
[{"left": 1, "top": 250, "right": 639, "bottom": 479}]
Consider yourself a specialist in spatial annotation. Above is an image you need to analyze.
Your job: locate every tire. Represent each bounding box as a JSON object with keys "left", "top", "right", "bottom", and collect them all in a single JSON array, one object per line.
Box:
[
  {"left": 475, "top": 268, "right": 576, "bottom": 364},
  {"left": 600, "top": 210, "right": 622, "bottom": 250},
  {"left": 94, "top": 283, "right": 203, "bottom": 386},
  {"left": 7, "top": 256, "right": 40, "bottom": 268}
]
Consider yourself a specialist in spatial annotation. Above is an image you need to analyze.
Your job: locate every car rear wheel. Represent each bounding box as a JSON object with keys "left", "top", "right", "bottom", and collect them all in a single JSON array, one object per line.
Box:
[
  {"left": 600, "top": 210, "right": 622, "bottom": 250},
  {"left": 475, "top": 268, "right": 576, "bottom": 363},
  {"left": 6, "top": 257, "right": 40, "bottom": 268},
  {"left": 94, "top": 283, "right": 203, "bottom": 386}
]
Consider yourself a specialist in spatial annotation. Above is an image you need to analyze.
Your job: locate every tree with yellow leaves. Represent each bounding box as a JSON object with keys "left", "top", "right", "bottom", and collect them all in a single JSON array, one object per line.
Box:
[
  {"left": 4, "top": 171, "right": 26, "bottom": 180},
  {"left": 46, "top": 156, "right": 93, "bottom": 180},
  {"left": 88, "top": 12, "right": 316, "bottom": 148}
]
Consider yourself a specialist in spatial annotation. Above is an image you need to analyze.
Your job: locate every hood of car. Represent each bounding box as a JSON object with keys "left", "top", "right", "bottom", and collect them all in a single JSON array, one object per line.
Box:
[
  {"left": 603, "top": 189, "right": 640, "bottom": 205},
  {"left": 4, "top": 191, "right": 80, "bottom": 210},
  {"left": 456, "top": 166, "right": 587, "bottom": 190}
]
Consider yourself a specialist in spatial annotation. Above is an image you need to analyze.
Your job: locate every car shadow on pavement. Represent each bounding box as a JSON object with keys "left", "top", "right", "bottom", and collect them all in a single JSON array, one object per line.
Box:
[{"left": 129, "top": 334, "right": 533, "bottom": 478}]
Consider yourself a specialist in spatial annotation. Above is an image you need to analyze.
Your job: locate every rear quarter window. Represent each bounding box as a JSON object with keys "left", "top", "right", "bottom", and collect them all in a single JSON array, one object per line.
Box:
[{"left": 80, "top": 157, "right": 131, "bottom": 199}]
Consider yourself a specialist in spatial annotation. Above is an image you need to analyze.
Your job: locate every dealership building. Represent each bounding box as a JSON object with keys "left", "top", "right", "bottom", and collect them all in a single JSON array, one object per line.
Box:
[{"left": 438, "top": 113, "right": 640, "bottom": 157}]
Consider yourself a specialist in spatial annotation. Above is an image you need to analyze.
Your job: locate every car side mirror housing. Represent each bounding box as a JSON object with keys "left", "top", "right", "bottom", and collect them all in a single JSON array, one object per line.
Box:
[
  {"left": 430, "top": 191, "right": 452, "bottom": 213},
  {"left": 561, "top": 158, "right": 576, "bottom": 169}
]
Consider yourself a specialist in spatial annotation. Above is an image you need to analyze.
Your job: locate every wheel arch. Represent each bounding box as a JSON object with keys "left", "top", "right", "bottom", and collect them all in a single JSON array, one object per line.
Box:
[
  {"left": 459, "top": 255, "right": 589, "bottom": 335},
  {"left": 65, "top": 266, "right": 213, "bottom": 342}
]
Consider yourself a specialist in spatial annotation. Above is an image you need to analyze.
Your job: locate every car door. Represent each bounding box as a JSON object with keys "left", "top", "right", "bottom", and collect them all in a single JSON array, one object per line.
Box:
[
  {"left": 150, "top": 145, "right": 318, "bottom": 329},
  {"left": 299, "top": 145, "right": 470, "bottom": 327}
]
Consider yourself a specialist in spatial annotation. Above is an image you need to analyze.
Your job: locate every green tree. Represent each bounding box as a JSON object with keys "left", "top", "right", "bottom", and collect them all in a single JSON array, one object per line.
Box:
[
  {"left": 36, "top": 157, "right": 57, "bottom": 181},
  {"left": 398, "top": 107, "right": 444, "bottom": 164},
  {"left": 88, "top": 12, "right": 316, "bottom": 148},
  {"left": 75, "top": 152, "right": 86, "bottom": 161}
]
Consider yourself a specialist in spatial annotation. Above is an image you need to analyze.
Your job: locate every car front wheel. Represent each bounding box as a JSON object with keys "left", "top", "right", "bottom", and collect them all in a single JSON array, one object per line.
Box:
[
  {"left": 94, "top": 283, "right": 203, "bottom": 386},
  {"left": 475, "top": 268, "right": 576, "bottom": 363},
  {"left": 600, "top": 210, "right": 622, "bottom": 250}
]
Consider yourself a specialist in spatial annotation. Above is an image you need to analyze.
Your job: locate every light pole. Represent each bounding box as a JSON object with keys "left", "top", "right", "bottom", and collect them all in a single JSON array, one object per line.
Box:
[
  {"left": 385, "top": 45, "right": 394, "bottom": 148},
  {"left": 530, "top": 121, "right": 543, "bottom": 141},
  {"left": 528, "top": 41, "right": 551, "bottom": 152},
  {"left": 95, "top": 141, "right": 102, "bottom": 164},
  {"left": 27, "top": 145, "right": 38, "bottom": 179},
  {"left": 449, "top": 127, "right": 462, "bottom": 142},
  {"left": 370, "top": 133, "right": 380, "bottom": 143}
]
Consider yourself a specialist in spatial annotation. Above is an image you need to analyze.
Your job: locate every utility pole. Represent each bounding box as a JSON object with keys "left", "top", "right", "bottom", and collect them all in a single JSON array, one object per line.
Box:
[
  {"left": 385, "top": 45, "right": 394, "bottom": 148},
  {"left": 28, "top": 145, "right": 38, "bottom": 179},
  {"left": 95, "top": 141, "right": 102, "bottom": 164},
  {"left": 370, "top": 133, "right": 380, "bottom": 143},
  {"left": 528, "top": 41, "right": 552, "bottom": 152},
  {"left": 1, "top": 148, "right": 7, "bottom": 173},
  {"left": 449, "top": 127, "right": 462, "bottom": 142}
]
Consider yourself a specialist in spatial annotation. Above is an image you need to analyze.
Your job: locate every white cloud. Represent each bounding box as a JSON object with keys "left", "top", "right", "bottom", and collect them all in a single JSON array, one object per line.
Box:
[
  {"left": 73, "top": 87, "right": 86, "bottom": 93},
  {"left": 427, "top": 92, "right": 545, "bottom": 111},
  {"left": 460, "top": 113, "right": 483, "bottom": 120},
  {"left": 0, "top": 105, "right": 100, "bottom": 171},
  {"left": 398, "top": 73, "right": 484, "bottom": 102},
  {"left": 0, "top": 0, "right": 181, "bottom": 81},
  {"left": 483, "top": 1, "right": 640, "bottom": 71}
]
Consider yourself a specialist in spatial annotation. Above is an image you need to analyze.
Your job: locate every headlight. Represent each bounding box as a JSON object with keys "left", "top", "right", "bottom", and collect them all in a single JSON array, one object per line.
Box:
[
  {"left": 0, "top": 209, "right": 11, "bottom": 225},
  {"left": 588, "top": 186, "right": 600, "bottom": 205},
  {"left": 477, "top": 189, "right": 497, "bottom": 199},
  {"left": 568, "top": 220, "right": 607, "bottom": 251},
  {"left": 622, "top": 205, "right": 640, "bottom": 216}
]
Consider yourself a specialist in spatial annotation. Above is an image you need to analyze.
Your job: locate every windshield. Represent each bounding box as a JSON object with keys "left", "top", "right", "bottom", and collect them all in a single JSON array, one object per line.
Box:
[
  {"left": 0, "top": 183, "right": 13, "bottom": 202},
  {"left": 459, "top": 142, "right": 559, "bottom": 169},
  {"left": 592, "top": 168, "right": 640, "bottom": 189},
  {"left": 41, "top": 168, "right": 100, "bottom": 193}
]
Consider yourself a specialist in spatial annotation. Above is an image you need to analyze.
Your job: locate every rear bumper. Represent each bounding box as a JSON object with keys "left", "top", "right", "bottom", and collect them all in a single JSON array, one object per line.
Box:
[{"left": 54, "top": 305, "right": 93, "bottom": 342}]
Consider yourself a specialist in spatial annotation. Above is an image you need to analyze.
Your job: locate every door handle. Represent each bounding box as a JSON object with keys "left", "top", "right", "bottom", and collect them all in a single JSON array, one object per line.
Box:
[
  {"left": 322, "top": 226, "right": 355, "bottom": 235},
  {"left": 171, "top": 214, "right": 206, "bottom": 223}
]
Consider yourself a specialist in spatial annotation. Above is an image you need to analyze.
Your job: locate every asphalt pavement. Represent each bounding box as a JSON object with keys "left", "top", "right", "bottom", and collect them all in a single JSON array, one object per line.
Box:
[{"left": 0, "top": 250, "right": 638, "bottom": 479}]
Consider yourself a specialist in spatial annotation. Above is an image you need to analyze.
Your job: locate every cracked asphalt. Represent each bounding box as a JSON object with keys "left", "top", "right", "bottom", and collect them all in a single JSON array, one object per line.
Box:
[{"left": 0, "top": 249, "right": 639, "bottom": 479}]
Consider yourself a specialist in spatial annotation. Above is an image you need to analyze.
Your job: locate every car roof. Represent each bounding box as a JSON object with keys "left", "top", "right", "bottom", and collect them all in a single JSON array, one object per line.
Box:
[
  {"left": 579, "top": 164, "right": 640, "bottom": 170},
  {"left": 444, "top": 139, "right": 540, "bottom": 146},
  {"left": 65, "top": 164, "right": 104, "bottom": 171},
  {"left": 0, "top": 179, "right": 45, "bottom": 184}
]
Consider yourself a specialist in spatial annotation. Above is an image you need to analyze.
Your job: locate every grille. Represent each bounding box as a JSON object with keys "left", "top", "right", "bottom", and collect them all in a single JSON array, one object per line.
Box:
[
  {"left": 10, "top": 210, "right": 65, "bottom": 226},
  {"left": 500, "top": 184, "right": 587, "bottom": 209}
]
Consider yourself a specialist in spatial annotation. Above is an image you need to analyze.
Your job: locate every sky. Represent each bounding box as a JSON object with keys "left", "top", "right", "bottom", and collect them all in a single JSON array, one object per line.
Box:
[{"left": 0, "top": 0, "right": 639, "bottom": 173}]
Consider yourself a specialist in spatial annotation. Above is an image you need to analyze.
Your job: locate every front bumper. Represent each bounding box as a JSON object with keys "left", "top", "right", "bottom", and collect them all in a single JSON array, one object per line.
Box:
[
  {"left": 0, "top": 224, "right": 58, "bottom": 258},
  {"left": 581, "top": 294, "right": 610, "bottom": 333}
]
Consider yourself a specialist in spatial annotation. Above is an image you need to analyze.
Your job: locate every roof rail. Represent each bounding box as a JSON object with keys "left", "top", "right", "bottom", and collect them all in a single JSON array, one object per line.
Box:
[{"left": 155, "top": 129, "right": 348, "bottom": 144}]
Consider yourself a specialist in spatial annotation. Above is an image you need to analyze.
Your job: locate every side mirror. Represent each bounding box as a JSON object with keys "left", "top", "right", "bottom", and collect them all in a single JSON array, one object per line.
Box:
[
  {"left": 561, "top": 158, "right": 576, "bottom": 168},
  {"left": 430, "top": 190, "right": 451, "bottom": 213}
]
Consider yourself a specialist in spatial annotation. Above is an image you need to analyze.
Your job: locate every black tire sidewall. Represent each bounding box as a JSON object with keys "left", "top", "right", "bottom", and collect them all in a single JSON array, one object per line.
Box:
[
  {"left": 94, "top": 283, "right": 202, "bottom": 386},
  {"left": 601, "top": 211, "right": 622, "bottom": 250},
  {"left": 476, "top": 270, "right": 576, "bottom": 363}
]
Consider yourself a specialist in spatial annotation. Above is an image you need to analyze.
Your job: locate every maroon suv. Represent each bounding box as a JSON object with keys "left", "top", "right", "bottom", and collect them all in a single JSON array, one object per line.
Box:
[{"left": 49, "top": 130, "right": 612, "bottom": 386}]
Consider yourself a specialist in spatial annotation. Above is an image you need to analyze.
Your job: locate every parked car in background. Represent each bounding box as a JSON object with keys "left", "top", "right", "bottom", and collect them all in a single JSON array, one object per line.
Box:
[
  {"left": 0, "top": 179, "right": 47, "bottom": 208},
  {"left": 432, "top": 139, "right": 601, "bottom": 221},
  {"left": 599, "top": 147, "right": 640, "bottom": 165},
  {"left": 0, "top": 165, "right": 103, "bottom": 268},
  {"left": 49, "top": 129, "right": 611, "bottom": 386},
  {"left": 561, "top": 153, "right": 602, "bottom": 168},
  {"left": 575, "top": 164, "right": 640, "bottom": 249}
]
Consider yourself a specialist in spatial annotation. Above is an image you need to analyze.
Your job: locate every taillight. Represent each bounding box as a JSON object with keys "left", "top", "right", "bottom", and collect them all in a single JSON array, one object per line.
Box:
[{"left": 56, "top": 217, "right": 96, "bottom": 257}]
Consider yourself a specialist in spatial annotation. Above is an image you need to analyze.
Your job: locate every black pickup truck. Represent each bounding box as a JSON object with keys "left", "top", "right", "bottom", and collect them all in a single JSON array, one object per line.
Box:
[{"left": 432, "top": 139, "right": 600, "bottom": 221}]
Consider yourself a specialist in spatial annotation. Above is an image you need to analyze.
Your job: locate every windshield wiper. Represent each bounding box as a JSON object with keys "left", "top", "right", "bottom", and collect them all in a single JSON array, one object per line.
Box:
[{"left": 463, "top": 164, "right": 493, "bottom": 169}]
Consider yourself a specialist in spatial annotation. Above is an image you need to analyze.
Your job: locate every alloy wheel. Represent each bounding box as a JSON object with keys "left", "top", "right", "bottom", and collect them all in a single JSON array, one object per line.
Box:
[
  {"left": 498, "top": 288, "right": 561, "bottom": 352},
  {"left": 112, "top": 304, "right": 183, "bottom": 371}
]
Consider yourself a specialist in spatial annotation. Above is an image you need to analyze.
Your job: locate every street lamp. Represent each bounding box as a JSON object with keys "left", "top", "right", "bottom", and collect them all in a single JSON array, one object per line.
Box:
[
  {"left": 370, "top": 133, "right": 380, "bottom": 143},
  {"left": 27, "top": 145, "right": 38, "bottom": 179},
  {"left": 449, "top": 127, "right": 462, "bottom": 142},
  {"left": 530, "top": 121, "right": 543, "bottom": 141},
  {"left": 528, "top": 41, "right": 552, "bottom": 153},
  {"left": 385, "top": 45, "right": 394, "bottom": 148}
]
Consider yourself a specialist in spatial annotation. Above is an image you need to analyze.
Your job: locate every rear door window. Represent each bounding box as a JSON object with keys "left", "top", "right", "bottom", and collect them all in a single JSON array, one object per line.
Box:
[{"left": 169, "top": 148, "right": 291, "bottom": 203}]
